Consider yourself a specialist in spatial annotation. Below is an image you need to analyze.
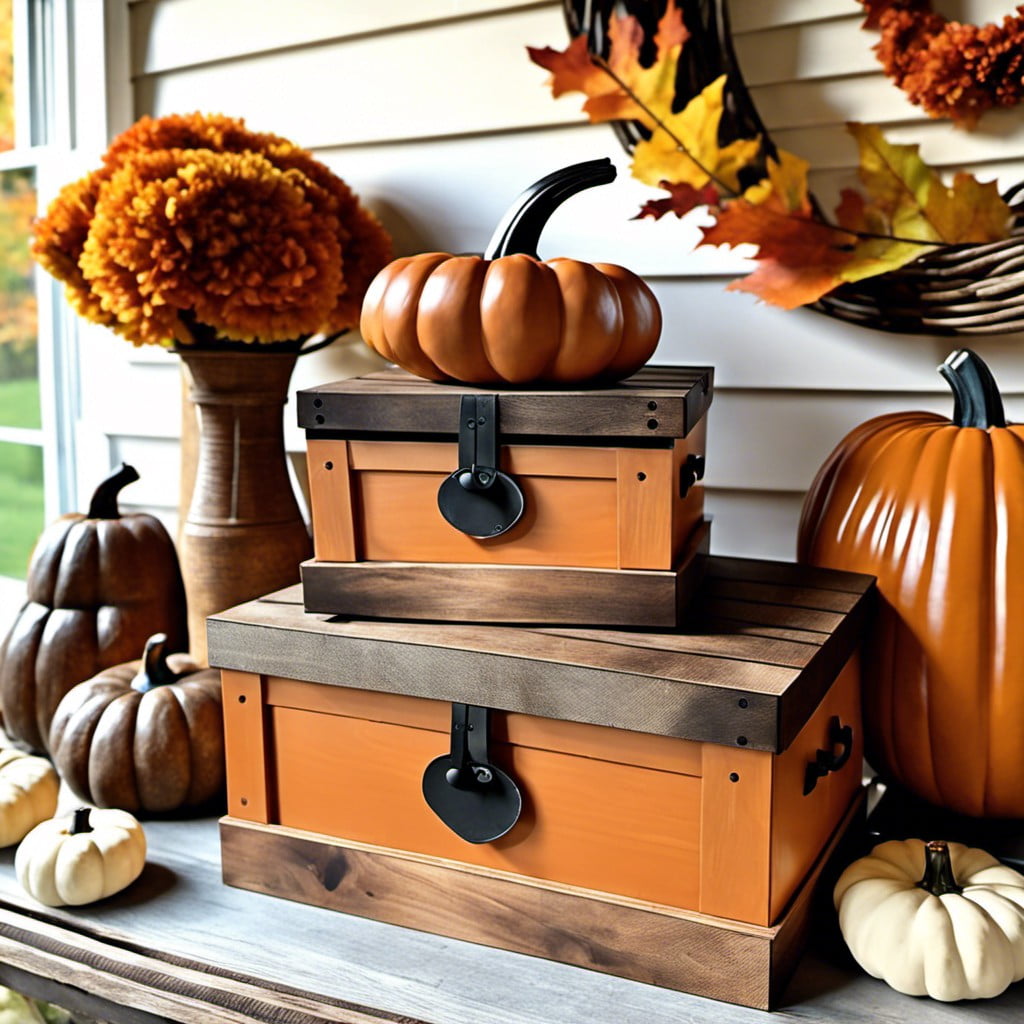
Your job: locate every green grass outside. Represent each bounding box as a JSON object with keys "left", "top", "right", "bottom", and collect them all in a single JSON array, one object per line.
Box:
[
  {"left": 0, "top": 374, "right": 44, "bottom": 579},
  {"left": 0, "top": 440, "right": 43, "bottom": 579},
  {"left": 0, "top": 375, "right": 41, "bottom": 429}
]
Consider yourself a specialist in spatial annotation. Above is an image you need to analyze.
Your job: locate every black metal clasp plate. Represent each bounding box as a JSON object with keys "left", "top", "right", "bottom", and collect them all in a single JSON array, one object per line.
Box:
[
  {"left": 437, "top": 395, "right": 525, "bottom": 538},
  {"left": 422, "top": 703, "right": 523, "bottom": 844}
]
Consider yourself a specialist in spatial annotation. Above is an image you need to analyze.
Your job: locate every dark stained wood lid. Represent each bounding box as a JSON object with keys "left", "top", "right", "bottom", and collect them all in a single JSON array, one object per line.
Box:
[
  {"left": 208, "top": 557, "right": 874, "bottom": 754},
  {"left": 297, "top": 365, "right": 713, "bottom": 440}
]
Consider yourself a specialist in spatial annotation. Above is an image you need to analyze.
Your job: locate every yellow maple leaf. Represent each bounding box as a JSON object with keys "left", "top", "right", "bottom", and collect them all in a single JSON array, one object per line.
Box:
[
  {"left": 846, "top": 123, "right": 1011, "bottom": 245},
  {"left": 631, "top": 76, "right": 762, "bottom": 194}
]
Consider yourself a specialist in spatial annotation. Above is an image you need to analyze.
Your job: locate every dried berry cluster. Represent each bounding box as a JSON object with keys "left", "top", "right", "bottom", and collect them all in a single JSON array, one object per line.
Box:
[
  {"left": 862, "top": 0, "right": 1024, "bottom": 126},
  {"left": 32, "top": 113, "right": 392, "bottom": 347}
]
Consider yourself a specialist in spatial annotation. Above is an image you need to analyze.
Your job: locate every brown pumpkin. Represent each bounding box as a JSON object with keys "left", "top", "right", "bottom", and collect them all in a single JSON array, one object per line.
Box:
[
  {"left": 359, "top": 159, "right": 661, "bottom": 386},
  {"left": 48, "top": 634, "right": 224, "bottom": 814},
  {"left": 798, "top": 349, "right": 1024, "bottom": 818},
  {"left": 0, "top": 464, "right": 189, "bottom": 752}
]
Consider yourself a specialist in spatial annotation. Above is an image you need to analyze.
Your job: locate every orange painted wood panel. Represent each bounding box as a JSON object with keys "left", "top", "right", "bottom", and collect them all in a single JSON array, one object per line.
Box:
[
  {"left": 698, "top": 743, "right": 773, "bottom": 925},
  {"left": 270, "top": 706, "right": 702, "bottom": 910},
  {"left": 306, "top": 439, "right": 356, "bottom": 562},
  {"left": 220, "top": 670, "right": 270, "bottom": 823},
  {"left": 347, "top": 441, "right": 618, "bottom": 479},
  {"left": 263, "top": 676, "right": 704, "bottom": 776},
  {"left": 673, "top": 418, "right": 707, "bottom": 558},
  {"left": 357, "top": 470, "right": 619, "bottom": 566},
  {"left": 616, "top": 448, "right": 675, "bottom": 570},
  {"left": 769, "top": 654, "right": 863, "bottom": 923}
]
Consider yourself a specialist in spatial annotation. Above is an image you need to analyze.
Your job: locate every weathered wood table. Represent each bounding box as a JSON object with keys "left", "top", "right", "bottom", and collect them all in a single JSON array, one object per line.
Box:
[{"left": 0, "top": 809, "right": 1021, "bottom": 1023}]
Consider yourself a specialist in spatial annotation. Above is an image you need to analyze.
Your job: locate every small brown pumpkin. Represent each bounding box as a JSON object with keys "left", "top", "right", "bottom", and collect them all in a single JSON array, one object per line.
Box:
[
  {"left": 48, "top": 634, "right": 224, "bottom": 814},
  {"left": 0, "top": 464, "right": 189, "bottom": 752},
  {"left": 360, "top": 159, "right": 661, "bottom": 386}
]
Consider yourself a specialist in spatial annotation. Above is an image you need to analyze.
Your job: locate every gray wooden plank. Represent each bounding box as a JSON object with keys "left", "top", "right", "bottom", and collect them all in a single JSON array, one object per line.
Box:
[
  {"left": 297, "top": 365, "right": 713, "bottom": 439},
  {"left": 0, "top": 808, "right": 1020, "bottom": 1024},
  {"left": 207, "top": 597, "right": 786, "bottom": 750}
]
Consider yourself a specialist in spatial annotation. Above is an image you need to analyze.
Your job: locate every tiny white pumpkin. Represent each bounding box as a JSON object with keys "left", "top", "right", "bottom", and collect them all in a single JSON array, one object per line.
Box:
[
  {"left": 15, "top": 806, "right": 147, "bottom": 907},
  {"left": 834, "top": 838, "right": 1024, "bottom": 1001},
  {"left": 0, "top": 747, "right": 58, "bottom": 847}
]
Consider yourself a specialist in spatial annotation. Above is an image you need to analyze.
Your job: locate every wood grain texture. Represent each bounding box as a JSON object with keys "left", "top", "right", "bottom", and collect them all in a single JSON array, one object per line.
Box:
[
  {"left": 211, "top": 556, "right": 874, "bottom": 752},
  {"left": 270, "top": 705, "right": 702, "bottom": 909},
  {"left": 220, "top": 670, "right": 270, "bottom": 824},
  {"left": 616, "top": 447, "right": 675, "bottom": 569},
  {"left": 263, "top": 677, "right": 705, "bottom": 776},
  {"left": 308, "top": 436, "right": 702, "bottom": 571},
  {"left": 699, "top": 745, "right": 774, "bottom": 925},
  {"left": 298, "top": 366, "right": 714, "bottom": 440},
  {"left": 220, "top": 791, "right": 864, "bottom": 1011},
  {"left": 307, "top": 439, "right": 356, "bottom": 562},
  {"left": 770, "top": 655, "right": 863, "bottom": 923},
  {"left": 299, "top": 519, "right": 708, "bottom": 626}
]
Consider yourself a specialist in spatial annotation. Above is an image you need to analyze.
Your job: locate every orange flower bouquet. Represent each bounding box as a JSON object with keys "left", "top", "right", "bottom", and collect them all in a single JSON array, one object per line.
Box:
[{"left": 31, "top": 112, "right": 391, "bottom": 349}]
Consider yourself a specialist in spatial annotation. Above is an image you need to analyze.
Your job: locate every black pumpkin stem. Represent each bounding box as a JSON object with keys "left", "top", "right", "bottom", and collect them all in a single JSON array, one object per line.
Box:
[
  {"left": 70, "top": 807, "right": 93, "bottom": 835},
  {"left": 917, "top": 840, "right": 963, "bottom": 897},
  {"left": 484, "top": 158, "right": 617, "bottom": 260},
  {"left": 939, "top": 349, "right": 1007, "bottom": 429},
  {"left": 131, "top": 633, "right": 182, "bottom": 694},
  {"left": 87, "top": 463, "right": 140, "bottom": 519}
]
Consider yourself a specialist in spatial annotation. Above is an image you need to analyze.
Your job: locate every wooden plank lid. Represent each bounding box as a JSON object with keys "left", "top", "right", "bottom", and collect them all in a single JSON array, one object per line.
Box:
[
  {"left": 297, "top": 365, "right": 714, "bottom": 440},
  {"left": 208, "top": 556, "right": 874, "bottom": 754}
]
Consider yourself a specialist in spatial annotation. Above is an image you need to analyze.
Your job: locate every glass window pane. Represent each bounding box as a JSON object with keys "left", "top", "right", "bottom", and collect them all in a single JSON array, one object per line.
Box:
[
  {"left": 0, "top": 0, "right": 11, "bottom": 152},
  {"left": 0, "top": 167, "right": 38, "bottom": 429},
  {"left": 0, "top": 439, "right": 43, "bottom": 579}
]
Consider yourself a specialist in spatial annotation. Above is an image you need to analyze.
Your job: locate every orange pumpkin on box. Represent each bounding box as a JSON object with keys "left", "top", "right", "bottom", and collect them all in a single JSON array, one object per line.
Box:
[
  {"left": 798, "top": 349, "right": 1024, "bottom": 818},
  {"left": 359, "top": 158, "right": 662, "bottom": 386}
]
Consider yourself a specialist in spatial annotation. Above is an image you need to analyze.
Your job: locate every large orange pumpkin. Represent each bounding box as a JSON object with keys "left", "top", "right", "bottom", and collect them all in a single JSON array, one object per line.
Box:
[
  {"left": 359, "top": 158, "right": 661, "bottom": 386},
  {"left": 798, "top": 349, "right": 1024, "bottom": 818}
]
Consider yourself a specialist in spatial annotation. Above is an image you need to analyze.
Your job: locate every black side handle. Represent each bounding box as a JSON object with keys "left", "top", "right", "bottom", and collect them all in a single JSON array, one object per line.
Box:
[{"left": 803, "top": 716, "right": 854, "bottom": 796}]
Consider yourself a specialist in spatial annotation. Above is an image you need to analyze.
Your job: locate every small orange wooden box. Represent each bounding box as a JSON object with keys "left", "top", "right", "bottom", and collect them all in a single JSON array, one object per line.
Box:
[
  {"left": 296, "top": 366, "right": 712, "bottom": 626},
  {"left": 209, "top": 558, "right": 874, "bottom": 1009}
]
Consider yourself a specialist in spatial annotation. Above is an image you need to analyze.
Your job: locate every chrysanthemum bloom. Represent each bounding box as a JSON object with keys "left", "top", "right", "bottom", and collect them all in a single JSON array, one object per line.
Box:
[{"left": 31, "top": 112, "right": 391, "bottom": 347}]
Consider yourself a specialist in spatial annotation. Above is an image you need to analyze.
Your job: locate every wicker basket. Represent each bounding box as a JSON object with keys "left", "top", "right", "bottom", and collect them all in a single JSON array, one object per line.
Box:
[{"left": 563, "top": 0, "right": 1024, "bottom": 337}]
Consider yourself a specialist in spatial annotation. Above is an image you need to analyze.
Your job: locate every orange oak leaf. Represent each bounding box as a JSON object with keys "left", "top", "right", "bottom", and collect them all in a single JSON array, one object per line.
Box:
[
  {"left": 634, "top": 180, "right": 720, "bottom": 220},
  {"left": 700, "top": 152, "right": 859, "bottom": 308},
  {"left": 528, "top": 1, "right": 688, "bottom": 131}
]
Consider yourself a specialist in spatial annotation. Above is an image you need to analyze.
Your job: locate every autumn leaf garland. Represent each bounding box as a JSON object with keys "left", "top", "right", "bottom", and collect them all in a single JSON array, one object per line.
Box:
[{"left": 528, "top": 1, "right": 1012, "bottom": 310}]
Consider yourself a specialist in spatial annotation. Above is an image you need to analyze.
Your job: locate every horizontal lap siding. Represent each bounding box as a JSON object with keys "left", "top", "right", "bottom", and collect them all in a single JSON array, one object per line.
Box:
[{"left": 87, "top": 0, "right": 1024, "bottom": 561}]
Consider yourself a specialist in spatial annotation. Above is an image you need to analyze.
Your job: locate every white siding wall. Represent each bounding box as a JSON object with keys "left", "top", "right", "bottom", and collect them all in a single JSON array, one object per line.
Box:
[{"left": 77, "top": 0, "right": 1024, "bottom": 559}]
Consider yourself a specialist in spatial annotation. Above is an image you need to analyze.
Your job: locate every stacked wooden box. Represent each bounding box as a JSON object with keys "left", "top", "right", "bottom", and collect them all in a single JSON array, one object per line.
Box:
[{"left": 209, "top": 366, "right": 873, "bottom": 1011}]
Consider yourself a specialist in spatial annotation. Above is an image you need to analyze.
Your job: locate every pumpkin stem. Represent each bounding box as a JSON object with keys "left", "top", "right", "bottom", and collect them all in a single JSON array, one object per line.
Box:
[
  {"left": 131, "top": 633, "right": 182, "bottom": 693},
  {"left": 70, "top": 807, "right": 93, "bottom": 835},
  {"left": 483, "top": 158, "right": 617, "bottom": 260},
  {"left": 87, "top": 463, "right": 140, "bottom": 519},
  {"left": 917, "top": 840, "right": 963, "bottom": 897},
  {"left": 939, "top": 349, "right": 1007, "bottom": 429}
]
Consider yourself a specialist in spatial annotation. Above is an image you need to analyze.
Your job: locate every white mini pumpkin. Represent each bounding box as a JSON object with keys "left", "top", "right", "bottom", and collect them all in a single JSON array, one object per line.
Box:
[
  {"left": 0, "top": 747, "right": 58, "bottom": 847},
  {"left": 15, "top": 806, "right": 147, "bottom": 907},
  {"left": 834, "top": 838, "right": 1024, "bottom": 1001}
]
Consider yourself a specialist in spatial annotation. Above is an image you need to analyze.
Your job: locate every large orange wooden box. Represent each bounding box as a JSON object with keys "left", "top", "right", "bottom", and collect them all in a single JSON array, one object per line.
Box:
[
  {"left": 296, "top": 365, "right": 712, "bottom": 626},
  {"left": 209, "top": 557, "right": 874, "bottom": 1009}
]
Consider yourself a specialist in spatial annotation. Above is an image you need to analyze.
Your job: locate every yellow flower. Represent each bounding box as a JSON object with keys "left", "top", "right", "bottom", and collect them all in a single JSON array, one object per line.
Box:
[{"left": 31, "top": 112, "right": 391, "bottom": 347}]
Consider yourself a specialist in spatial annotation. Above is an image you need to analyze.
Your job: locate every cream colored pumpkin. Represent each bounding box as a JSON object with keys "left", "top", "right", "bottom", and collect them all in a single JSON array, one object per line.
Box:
[
  {"left": 15, "top": 806, "right": 146, "bottom": 907},
  {"left": 834, "top": 838, "right": 1024, "bottom": 1001},
  {"left": 0, "top": 748, "right": 58, "bottom": 847}
]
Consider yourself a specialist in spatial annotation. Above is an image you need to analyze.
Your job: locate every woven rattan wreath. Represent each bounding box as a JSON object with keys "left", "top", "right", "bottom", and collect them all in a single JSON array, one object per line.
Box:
[
  {"left": 861, "top": 0, "right": 1024, "bottom": 126},
  {"left": 562, "top": 0, "right": 1024, "bottom": 336}
]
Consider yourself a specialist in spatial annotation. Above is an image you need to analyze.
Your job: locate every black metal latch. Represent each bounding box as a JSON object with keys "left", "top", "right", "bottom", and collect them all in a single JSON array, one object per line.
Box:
[
  {"left": 422, "top": 703, "right": 523, "bottom": 844},
  {"left": 803, "top": 716, "right": 854, "bottom": 795},
  {"left": 437, "top": 394, "right": 525, "bottom": 538}
]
